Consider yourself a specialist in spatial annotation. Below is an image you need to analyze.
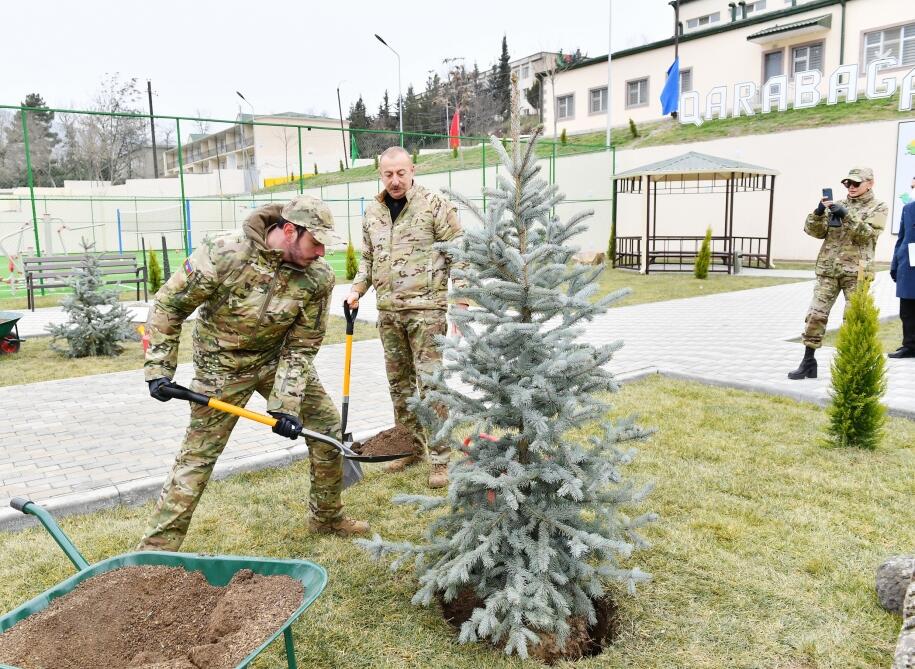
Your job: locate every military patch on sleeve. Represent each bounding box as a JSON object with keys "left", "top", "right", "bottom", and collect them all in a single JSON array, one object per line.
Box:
[{"left": 184, "top": 258, "right": 194, "bottom": 275}]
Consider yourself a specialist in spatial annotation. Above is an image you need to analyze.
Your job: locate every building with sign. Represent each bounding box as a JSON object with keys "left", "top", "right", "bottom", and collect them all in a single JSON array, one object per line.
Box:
[{"left": 542, "top": 0, "right": 913, "bottom": 135}]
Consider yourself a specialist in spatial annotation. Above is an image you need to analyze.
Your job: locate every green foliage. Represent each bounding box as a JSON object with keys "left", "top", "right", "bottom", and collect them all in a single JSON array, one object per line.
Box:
[
  {"left": 629, "top": 118, "right": 640, "bottom": 138},
  {"left": 411, "top": 147, "right": 419, "bottom": 164},
  {"left": 694, "top": 227, "right": 712, "bottom": 279},
  {"left": 147, "top": 250, "right": 163, "bottom": 295},
  {"left": 45, "top": 239, "right": 138, "bottom": 358},
  {"left": 373, "top": 155, "right": 379, "bottom": 169},
  {"left": 559, "top": 127, "right": 568, "bottom": 145},
  {"left": 345, "top": 242, "right": 358, "bottom": 281},
  {"left": 313, "top": 163, "right": 318, "bottom": 176},
  {"left": 525, "top": 78, "right": 541, "bottom": 111},
  {"left": 339, "top": 159, "right": 345, "bottom": 172},
  {"left": 825, "top": 281, "right": 886, "bottom": 449},
  {"left": 452, "top": 146, "right": 458, "bottom": 159}
]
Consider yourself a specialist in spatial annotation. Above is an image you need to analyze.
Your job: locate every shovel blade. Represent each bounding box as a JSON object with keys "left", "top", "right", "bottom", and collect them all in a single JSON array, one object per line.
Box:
[{"left": 342, "top": 458, "right": 364, "bottom": 489}]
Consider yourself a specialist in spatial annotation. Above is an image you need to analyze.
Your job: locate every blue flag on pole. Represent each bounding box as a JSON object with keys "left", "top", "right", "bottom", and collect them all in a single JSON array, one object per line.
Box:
[{"left": 660, "top": 57, "right": 681, "bottom": 115}]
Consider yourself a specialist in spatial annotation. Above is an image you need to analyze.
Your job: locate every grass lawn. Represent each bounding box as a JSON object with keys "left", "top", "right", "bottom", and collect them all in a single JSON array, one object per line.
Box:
[
  {"left": 0, "top": 376, "right": 909, "bottom": 668},
  {"left": 821, "top": 317, "right": 904, "bottom": 354},
  {"left": 596, "top": 267, "right": 803, "bottom": 306},
  {"left": 772, "top": 260, "right": 891, "bottom": 272},
  {"left": 0, "top": 315, "right": 379, "bottom": 388}
]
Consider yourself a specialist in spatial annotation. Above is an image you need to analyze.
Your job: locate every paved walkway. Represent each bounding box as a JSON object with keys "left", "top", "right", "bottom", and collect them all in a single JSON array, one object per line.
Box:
[{"left": 2, "top": 273, "right": 912, "bottom": 529}]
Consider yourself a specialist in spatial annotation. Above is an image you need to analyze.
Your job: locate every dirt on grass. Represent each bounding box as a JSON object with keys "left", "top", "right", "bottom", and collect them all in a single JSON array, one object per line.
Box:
[
  {"left": 0, "top": 566, "right": 304, "bottom": 669},
  {"left": 438, "top": 589, "right": 618, "bottom": 665},
  {"left": 352, "top": 425, "right": 416, "bottom": 457}
]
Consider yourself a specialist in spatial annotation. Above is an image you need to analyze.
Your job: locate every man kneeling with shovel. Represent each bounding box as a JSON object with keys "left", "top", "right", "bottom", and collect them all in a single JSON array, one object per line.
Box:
[{"left": 138, "top": 196, "right": 369, "bottom": 551}]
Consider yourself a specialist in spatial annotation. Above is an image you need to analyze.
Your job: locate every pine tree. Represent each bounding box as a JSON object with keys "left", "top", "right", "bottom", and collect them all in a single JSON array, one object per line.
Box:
[
  {"left": 825, "top": 281, "right": 886, "bottom": 449},
  {"left": 147, "top": 249, "right": 163, "bottom": 295},
  {"left": 628, "top": 118, "right": 639, "bottom": 138},
  {"left": 46, "top": 239, "right": 138, "bottom": 357},
  {"left": 694, "top": 226, "right": 712, "bottom": 279},
  {"left": 345, "top": 241, "right": 358, "bottom": 281},
  {"left": 358, "top": 78, "right": 655, "bottom": 660}
]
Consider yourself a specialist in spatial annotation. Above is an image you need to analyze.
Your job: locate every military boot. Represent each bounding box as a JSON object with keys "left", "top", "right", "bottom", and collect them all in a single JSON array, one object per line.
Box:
[
  {"left": 308, "top": 516, "right": 370, "bottom": 537},
  {"left": 384, "top": 454, "right": 424, "bottom": 473},
  {"left": 428, "top": 463, "right": 449, "bottom": 489},
  {"left": 788, "top": 346, "right": 817, "bottom": 380}
]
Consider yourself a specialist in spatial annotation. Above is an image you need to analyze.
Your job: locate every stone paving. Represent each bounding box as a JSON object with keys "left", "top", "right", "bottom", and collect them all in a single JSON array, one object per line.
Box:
[{"left": 1, "top": 273, "right": 912, "bottom": 529}]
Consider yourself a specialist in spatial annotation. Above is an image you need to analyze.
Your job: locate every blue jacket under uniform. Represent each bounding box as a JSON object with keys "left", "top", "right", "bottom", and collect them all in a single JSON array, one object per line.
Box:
[{"left": 892, "top": 200, "right": 915, "bottom": 300}]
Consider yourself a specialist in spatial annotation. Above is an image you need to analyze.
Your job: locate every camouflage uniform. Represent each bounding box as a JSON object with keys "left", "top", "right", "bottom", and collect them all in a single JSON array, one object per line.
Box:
[
  {"left": 801, "top": 187, "right": 887, "bottom": 349},
  {"left": 138, "top": 198, "right": 344, "bottom": 551},
  {"left": 352, "top": 182, "right": 466, "bottom": 463}
]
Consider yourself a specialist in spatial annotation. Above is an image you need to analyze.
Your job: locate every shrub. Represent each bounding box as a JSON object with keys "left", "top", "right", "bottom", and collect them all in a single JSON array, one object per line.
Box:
[
  {"left": 339, "top": 159, "right": 345, "bottom": 172},
  {"left": 694, "top": 226, "right": 712, "bottom": 279},
  {"left": 345, "top": 241, "right": 358, "bottom": 281},
  {"left": 629, "top": 118, "right": 639, "bottom": 138},
  {"left": 452, "top": 146, "right": 458, "bottom": 159},
  {"left": 147, "top": 250, "right": 163, "bottom": 295},
  {"left": 373, "top": 155, "right": 379, "bottom": 169},
  {"left": 313, "top": 163, "right": 318, "bottom": 176},
  {"left": 559, "top": 127, "right": 568, "bottom": 145},
  {"left": 825, "top": 281, "right": 886, "bottom": 449}
]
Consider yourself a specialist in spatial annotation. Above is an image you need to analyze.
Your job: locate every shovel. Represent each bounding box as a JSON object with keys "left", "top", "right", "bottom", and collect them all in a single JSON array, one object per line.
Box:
[
  {"left": 159, "top": 383, "right": 407, "bottom": 489},
  {"left": 341, "top": 302, "right": 358, "bottom": 447}
]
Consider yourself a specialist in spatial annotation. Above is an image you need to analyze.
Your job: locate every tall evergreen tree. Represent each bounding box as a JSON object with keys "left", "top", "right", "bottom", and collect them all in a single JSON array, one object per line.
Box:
[
  {"left": 359, "top": 79, "right": 655, "bottom": 660},
  {"left": 347, "top": 95, "right": 372, "bottom": 159},
  {"left": 1, "top": 93, "right": 59, "bottom": 187},
  {"left": 494, "top": 35, "right": 511, "bottom": 118}
]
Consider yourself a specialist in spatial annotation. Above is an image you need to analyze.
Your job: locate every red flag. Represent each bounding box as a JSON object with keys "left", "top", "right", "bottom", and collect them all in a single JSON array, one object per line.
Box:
[{"left": 449, "top": 107, "right": 460, "bottom": 149}]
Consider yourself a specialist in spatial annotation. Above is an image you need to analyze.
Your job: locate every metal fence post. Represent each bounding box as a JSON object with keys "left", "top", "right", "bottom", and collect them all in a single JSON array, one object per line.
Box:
[
  {"left": 176, "top": 117, "right": 190, "bottom": 256},
  {"left": 20, "top": 108, "right": 41, "bottom": 259},
  {"left": 297, "top": 126, "right": 304, "bottom": 194}
]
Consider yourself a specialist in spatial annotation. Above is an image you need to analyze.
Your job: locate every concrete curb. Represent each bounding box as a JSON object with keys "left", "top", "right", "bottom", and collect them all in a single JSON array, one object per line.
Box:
[{"left": 0, "top": 426, "right": 391, "bottom": 533}]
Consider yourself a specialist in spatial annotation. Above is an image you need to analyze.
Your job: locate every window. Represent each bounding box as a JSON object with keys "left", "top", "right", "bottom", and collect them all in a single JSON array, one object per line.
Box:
[
  {"left": 792, "top": 42, "right": 824, "bottom": 75},
  {"left": 686, "top": 12, "right": 720, "bottom": 30},
  {"left": 763, "top": 50, "right": 784, "bottom": 82},
  {"left": 519, "top": 64, "right": 530, "bottom": 79},
  {"left": 626, "top": 78, "right": 649, "bottom": 107},
  {"left": 589, "top": 87, "right": 608, "bottom": 114},
  {"left": 745, "top": 0, "right": 766, "bottom": 14},
  {"left": 864, "top": 23, "right": 915, "bottom": 68},
  {"left": 679, "top": 68, "right": 693, "bottom": 93},
  {"left": 556, "top": 94, "right": 575, "bottom": 119}
]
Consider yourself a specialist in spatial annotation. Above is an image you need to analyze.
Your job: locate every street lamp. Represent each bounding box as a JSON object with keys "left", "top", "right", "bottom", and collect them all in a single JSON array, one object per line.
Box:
[{"left": 374, "top": 33, "right": 403, "bottom": 147}]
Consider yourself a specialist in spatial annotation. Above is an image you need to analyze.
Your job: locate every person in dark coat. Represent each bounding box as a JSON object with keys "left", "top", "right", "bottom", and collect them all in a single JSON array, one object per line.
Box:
[{"left": 889, "top": 199, "right": 915, "bottom": 358}]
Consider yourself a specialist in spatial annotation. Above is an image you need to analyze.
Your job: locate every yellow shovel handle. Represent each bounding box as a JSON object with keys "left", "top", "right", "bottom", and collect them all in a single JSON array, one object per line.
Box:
[{"left": 207, "top": 398, "right": 278, "bottom": 428}]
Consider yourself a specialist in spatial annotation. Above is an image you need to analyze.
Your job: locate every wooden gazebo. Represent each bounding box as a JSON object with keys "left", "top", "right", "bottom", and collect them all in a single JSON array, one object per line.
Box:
[{"left": 611, "top": 151, "right": 778, "bottom": 274}]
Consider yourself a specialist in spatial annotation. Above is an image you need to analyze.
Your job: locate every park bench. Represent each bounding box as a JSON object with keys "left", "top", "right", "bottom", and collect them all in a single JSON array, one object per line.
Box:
[{"left": 23, "top": 253, "right": 147, "bottom": 311}]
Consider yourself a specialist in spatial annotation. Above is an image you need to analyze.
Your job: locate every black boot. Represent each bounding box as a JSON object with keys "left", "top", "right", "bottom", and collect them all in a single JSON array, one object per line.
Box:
[{"left": 788, "top": 346, "right": 817, "bottom": 380}]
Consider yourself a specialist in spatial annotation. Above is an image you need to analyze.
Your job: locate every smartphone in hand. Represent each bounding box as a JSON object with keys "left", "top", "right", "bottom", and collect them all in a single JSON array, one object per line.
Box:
[{"left": 822, "top": 187, "right": 833, "bottom": 201}]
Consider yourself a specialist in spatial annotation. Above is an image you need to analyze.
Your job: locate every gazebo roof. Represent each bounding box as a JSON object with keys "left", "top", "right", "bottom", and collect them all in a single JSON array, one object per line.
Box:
[{"left": 613, "top": 151, "right": 779, "bottom": 181}]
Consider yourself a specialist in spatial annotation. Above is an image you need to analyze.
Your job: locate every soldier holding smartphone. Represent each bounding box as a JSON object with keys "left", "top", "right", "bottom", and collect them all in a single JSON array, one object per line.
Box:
[{"left": 788, "top": 167, "right": 888, "bottom": 380}]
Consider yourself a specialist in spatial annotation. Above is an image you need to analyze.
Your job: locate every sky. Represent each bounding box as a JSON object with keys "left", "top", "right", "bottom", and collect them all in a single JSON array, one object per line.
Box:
[{"left": 4, "top": 0, "right": 672, "bottom": 125}]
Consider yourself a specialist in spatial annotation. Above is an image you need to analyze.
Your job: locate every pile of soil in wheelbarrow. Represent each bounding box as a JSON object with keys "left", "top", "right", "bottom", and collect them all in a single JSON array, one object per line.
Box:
[
  {"left": 351, "top": 424, "right": 416, "bottom": 458},
  {"left": 0, "top": 566, "right": 303, "bottom": 669}
]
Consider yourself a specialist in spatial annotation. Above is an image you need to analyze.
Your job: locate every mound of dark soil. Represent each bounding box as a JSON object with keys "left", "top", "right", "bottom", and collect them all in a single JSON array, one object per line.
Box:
[{"left": 352, "top": 425, "right": 416, "bottom": 457}]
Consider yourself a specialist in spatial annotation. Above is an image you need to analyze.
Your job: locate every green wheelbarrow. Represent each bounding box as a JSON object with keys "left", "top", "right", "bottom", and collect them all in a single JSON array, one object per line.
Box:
[
  {"left": 0, "top": 498, "right": 327, "bottom": 669},
  {"left": 0, "top": 312, "right": 22, "bottom": 355}
]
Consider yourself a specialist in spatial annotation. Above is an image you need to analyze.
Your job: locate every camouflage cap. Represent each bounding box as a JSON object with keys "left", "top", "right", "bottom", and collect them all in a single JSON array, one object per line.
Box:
[
  {"left": 844, "top": 166, "right": 874, "bottom": 182},
  {"left": 281, "top": 195, "right": 344, "bottom": 247}
]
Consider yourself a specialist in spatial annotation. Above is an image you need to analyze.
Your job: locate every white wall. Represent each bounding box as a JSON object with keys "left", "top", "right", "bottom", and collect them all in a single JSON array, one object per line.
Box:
[{"left": 1, "top": 118, "right": 905, "bottom": 263}]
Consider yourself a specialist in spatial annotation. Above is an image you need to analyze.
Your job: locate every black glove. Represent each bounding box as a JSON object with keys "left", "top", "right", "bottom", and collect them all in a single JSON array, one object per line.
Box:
[
  {"left": 815, "top": 201, "right": 826, "bottom": 216},
  {"left": 891, "top": 268, "right": 897, "bottom": 282},
  {"left": 148, "top": 377, "right": 176, "bottom": 402},
  {"left": 269, "top": 412, "right": 303, "bottom": 440},
  {"left": 828, "top": 203, "right": 848, "bottom": 219}
]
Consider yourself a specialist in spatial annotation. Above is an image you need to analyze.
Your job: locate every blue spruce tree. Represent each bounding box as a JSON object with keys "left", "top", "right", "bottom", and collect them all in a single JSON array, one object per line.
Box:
[{"left": 358, "top": 79, "right": 655, "bottom": 660}]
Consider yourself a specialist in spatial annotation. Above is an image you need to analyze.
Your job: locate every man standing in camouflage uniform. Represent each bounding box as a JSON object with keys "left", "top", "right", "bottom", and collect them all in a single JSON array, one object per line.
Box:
[
  {"left": 346, "top": 146, "right": 467, "bottom": 489},
  {"left": 789, "top": 167, "right": 888, "bottom": 379},
  {"left": 138, "top": 196, "right": 369, "bottom": 551}
]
